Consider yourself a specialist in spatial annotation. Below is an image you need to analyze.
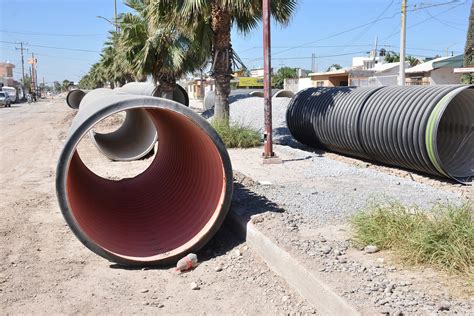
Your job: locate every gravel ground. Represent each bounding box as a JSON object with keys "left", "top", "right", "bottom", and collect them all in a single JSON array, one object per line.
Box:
[
  {"left": 230, "top": 145, "right": 464, "bottom": 226},
  {"left": 207, "top": 96, "right": 472, "bottom": 198}
]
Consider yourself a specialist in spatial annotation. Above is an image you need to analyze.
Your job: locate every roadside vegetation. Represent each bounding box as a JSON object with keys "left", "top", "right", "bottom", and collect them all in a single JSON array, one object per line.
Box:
[
  {"left": 212, "top": 120, "right": 261, "bottom": 148},
  {"left": 78, "top": 0, "right": 297, "bottom": 124},
  {"left": 351, "top": 201, "right": 474, "bottom": 275}
]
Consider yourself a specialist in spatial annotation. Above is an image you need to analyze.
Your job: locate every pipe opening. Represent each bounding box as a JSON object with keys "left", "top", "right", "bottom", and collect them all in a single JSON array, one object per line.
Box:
[
  {"left": 66, "top": 90, "right": 86, "bottom": 109},
  {"left": 90, "top": 109, "right": 158, "bottom": 161},
  {"left": 66, "top": 107, "right": 227, "bottom": 262},
  {"left": 273, "top": 90, "right": 295, "bottom": 98},
  {"left": 436, "top": 88, "right": 474, "bottom": 181},
  {"left": 76, "top": 111, "right": 157, "bottom": 181}
]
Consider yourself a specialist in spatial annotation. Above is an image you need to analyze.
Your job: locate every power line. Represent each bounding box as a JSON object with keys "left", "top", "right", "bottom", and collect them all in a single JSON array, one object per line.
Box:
[
  {"left": 407, "top": 0, "right": 463, "bottom": 11},
  {"left": 242, "top": 51, "right": 370, "bottom": 61},
  {"left": 424, "top": 9, "right": 467, "bottom": 31},
  {"left": 0, "top": 40, "right": 100, "bottom": 53},
  {"left": 382, "top": 1, "right": 467, "bottom": 40},
  {"left": 0, "top": 29, "right": 103, "bottom": 37},
  {"left": 271, "top": 11, "right": 401, "bottom": 57}
]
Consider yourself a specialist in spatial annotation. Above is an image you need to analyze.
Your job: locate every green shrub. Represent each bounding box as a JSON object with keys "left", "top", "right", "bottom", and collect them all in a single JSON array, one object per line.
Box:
[
  {"left": 351, "top": 201, "right": 474, "bottom": 275},
  {"left": 212, "top": 120, "right": 261, "bottom": 148}
]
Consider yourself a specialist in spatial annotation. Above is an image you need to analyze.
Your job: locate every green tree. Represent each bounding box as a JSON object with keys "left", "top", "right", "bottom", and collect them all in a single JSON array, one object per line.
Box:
[
  {"left": 62, "top": 80, "right": 71, "bottom": 91},
  {"left": 462, "top": 2, "right": 473, "bottom": 84},
  {"left": 158, "top": 0, "right": 298, "bottom": 122},
  {"left": 53, "top": 81, "right": 61, "bottom": 92},
  {"left": 273, "top": 67, "right": 297, "bottom": 89},
  {"left": 384, "top": 51, "right": 418, "bottom": 66},
  {"left": 326, "top": 64, "right": 342, "bottom": 72}
]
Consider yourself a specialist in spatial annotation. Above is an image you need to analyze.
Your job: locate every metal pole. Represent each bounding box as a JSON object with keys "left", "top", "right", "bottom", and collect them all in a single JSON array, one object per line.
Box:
[
  {"left": 114, "top": 0, "right": 118, "bottom": 33},
  {"left": 263, "top": 0, "right": 274, "bottom": 158},
  {"left": 398, "top": 0, "right": 407, "bottom": 86}
]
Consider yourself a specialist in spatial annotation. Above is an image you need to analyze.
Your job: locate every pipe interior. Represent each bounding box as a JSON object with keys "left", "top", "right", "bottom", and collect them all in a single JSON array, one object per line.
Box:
[
  {"left": 66, "top": 108, "right": 226, "bottom": 260},
  {"left": 436, "top": 88, "right": 474, "bottom": 179},
  {"left": 67, "top": 90, "right": 85, "bottom": 109},
  {"left": 91, "top": 109, "right": 157, "bottom": 161},
  {"left": 274, "top": 90, "right": 295, "bottom": 98}
]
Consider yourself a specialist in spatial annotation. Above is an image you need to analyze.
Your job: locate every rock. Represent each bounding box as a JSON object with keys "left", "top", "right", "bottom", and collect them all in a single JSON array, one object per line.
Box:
[
  {"left": 378, "top": 298, "right": 389, "bottom": 305},
  {"left": 282, "top": 295, "right": 289, "bottom": 302},
  {"left": 437, "top": 302, "right": 451, "bottom": 311},
  {"left": 321, "top": 246, "right": 332, "bottom": 254},
  {"left": 393, "top": 311, "right": 404, "bottom": 316},
  {"left": 365, "top": 245, "right": 380, "bottom": 254},
  {"left": 338, "top": 258, "right": 347, "bottom": 264},
  {"left": 140, "top": 289, "right": 149, "bottom": 293},
  {"left": 234, "top": 249, "right": 242, "bottom": 257},
  {"left": 214, "top": 266, "right": 223, "bottom": 272},
  {"left": 190, "top": 282, "right": 200, "bottom": 290}
]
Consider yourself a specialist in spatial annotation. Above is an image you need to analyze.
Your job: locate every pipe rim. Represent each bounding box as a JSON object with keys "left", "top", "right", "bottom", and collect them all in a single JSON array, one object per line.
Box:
[
  {"left": 426, "top": 85, "right": 474, "bottom": 183},
  {"left": 56, "top": 96, "right": 233, "bottom": 266}
]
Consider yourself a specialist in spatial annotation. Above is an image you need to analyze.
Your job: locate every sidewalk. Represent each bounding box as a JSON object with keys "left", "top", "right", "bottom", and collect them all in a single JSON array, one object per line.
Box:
[{"left": 228, "top": 145, "right": 472, "bottom": 315}]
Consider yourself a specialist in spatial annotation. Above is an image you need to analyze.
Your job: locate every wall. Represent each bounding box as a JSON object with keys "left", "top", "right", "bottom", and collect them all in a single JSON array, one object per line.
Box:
[
  {"left": 284, "top": 77, "right": 312, "bottom": 92},
  {"left": 429, "top": 68, "right": 461, "bottom": 84}
]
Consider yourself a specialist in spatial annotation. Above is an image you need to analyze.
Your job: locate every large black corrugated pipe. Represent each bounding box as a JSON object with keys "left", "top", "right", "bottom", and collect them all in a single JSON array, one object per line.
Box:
[
  {"left": 87, "top": 82, "right": 189, "bottom": 161},
  {"left": 56, "top": 88, "right": 233, "bottom": 266},
  {"left": 286, "top": 85, "right": 473, "bottom": 184}
]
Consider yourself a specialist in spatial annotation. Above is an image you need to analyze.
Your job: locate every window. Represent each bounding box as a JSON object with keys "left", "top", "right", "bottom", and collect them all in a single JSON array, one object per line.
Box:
[{"left": 316, "top": 81, "right": 324, "bottom": 87}]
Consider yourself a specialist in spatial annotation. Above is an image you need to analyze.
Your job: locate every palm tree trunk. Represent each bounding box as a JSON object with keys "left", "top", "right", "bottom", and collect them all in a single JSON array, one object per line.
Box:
[
  {"left": 211, "top": 1, "right": 232, "bottom": 123},
  {"left": 157, "top": 78, "right": 176, "bottom": 100}
]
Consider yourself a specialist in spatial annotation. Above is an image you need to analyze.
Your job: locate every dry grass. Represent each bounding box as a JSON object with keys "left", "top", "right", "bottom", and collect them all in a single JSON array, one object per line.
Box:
[{"left": 351, "top": 201, "right": 474, "bottom": 276}]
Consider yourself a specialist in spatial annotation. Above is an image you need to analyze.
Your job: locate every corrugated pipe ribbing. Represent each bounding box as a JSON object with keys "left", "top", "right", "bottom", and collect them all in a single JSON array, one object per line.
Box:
[{"left": 286, "top": 86, "right": 473, "bottom": 184}]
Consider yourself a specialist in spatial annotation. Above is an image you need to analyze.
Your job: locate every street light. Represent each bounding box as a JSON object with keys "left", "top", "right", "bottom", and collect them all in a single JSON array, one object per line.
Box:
[{"left": 97, "top": 0, "right": 118, "bottom": 33}]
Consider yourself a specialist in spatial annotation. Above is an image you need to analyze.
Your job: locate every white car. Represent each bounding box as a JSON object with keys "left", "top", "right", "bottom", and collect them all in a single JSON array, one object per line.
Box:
[{"left": 0, "top": 91, "right": 12, "bottom": 107}]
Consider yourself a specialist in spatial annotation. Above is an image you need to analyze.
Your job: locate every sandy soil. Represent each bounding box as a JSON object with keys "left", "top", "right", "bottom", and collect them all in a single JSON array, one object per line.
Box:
[{"left": 0, "top": 99, "right": 317, "bottom": 314}]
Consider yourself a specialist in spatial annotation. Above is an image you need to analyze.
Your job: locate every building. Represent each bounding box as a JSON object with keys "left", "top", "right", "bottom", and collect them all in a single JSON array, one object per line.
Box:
[
  {"left": 405, "top": 55, "right": 463, "bottom": 85},
  {"left": 250, "top": 68, "right": 265, "bottom": 77},
  {"left": 366, "top": 62, "right": 409, "bottom": 87},
  {"left": 309, "top": 68, "right": 350, "bottom": 87},
  {"left": 0, "top": 62, "right": 15, "bottom": 87}
]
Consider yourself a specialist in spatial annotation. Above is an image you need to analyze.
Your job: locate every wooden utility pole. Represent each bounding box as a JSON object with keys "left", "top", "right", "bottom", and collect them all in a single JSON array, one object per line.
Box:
[
  {"left": 398, "top": 0, "right": 407, "bottom": 86},
  {"left": 28, "top": 53, "right": 37, "bottom": 93},
  {"left": 15, "top": 42, "right": 28, "bottom": 84}
]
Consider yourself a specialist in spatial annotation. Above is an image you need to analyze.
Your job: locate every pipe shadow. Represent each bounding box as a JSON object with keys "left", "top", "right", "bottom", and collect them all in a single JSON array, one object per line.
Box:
[{"left": 109, "top": 179, "right": 284, "bottom": 271}]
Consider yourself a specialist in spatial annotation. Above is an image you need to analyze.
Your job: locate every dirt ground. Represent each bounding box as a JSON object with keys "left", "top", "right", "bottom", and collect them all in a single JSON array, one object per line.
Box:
[{"left": 0, "top": 99, "right": 317, "bottom": 314}]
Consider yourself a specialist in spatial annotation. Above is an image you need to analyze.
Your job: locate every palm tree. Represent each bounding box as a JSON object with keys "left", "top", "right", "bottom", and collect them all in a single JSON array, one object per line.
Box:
[
  {"left": 148, "top": 0, "right": 298, "bottom": 122},
  {"left": 119, "top": 0, "right": 209, "bottom": 98}
]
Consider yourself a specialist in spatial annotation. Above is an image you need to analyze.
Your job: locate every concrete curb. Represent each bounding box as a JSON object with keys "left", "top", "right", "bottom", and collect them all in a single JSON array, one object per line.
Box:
[{"left": 227, "top": 210, "right": 360, "bottom": 316}]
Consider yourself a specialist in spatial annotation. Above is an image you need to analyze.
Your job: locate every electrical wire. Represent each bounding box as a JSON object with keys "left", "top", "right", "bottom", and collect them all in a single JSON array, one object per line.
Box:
[
  {"left": 0, "top": 40, "right": 100, "bottom": 53},
  {"left": 0, "top": 29, "right": 104, "bottom": 37}
]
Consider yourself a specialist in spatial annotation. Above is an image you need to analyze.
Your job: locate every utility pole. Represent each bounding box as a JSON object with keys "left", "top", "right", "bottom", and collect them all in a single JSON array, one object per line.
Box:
[
  {"left": 28, "top": 53, "right": 37, "bottom": 93},
  {"left": 311, "top": 53, "right": 316, "bottom": 72},
  {"left": 114, "top": 0, "right": 118, "bottom": 33},
  {"left": 15, "top": 42, "right": 28, "bottom": 84},
  {"left": 398, "top": 0, "right": 407, "bottom": 86},
  {"left": 262, "top": 0, "right": 280, "bottom": 163}
]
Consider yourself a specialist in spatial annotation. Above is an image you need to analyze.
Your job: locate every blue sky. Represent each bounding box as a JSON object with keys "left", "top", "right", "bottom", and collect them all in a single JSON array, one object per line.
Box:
[{"left": 0, "top": 0, "right": 470, "bottom": 84}]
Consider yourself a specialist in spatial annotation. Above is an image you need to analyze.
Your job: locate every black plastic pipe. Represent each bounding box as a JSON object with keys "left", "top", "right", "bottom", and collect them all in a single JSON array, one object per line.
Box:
[{"left": 286, "top": 85, "right": 473, "bottom": 183}]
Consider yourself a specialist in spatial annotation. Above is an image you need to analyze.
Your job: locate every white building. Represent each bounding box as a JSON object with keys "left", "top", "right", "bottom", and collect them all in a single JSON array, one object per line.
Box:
[{"left": 405, "top": 55, "right": 463, "bottom": 85}]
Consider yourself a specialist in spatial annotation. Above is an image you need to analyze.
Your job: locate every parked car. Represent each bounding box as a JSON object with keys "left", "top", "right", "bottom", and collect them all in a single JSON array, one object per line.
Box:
[
  {"left": 0, "top": 91, "right": 12, "bottom": 107},
  {"left": 2, "top": 86, "right": 17, "bottom": 103}
]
